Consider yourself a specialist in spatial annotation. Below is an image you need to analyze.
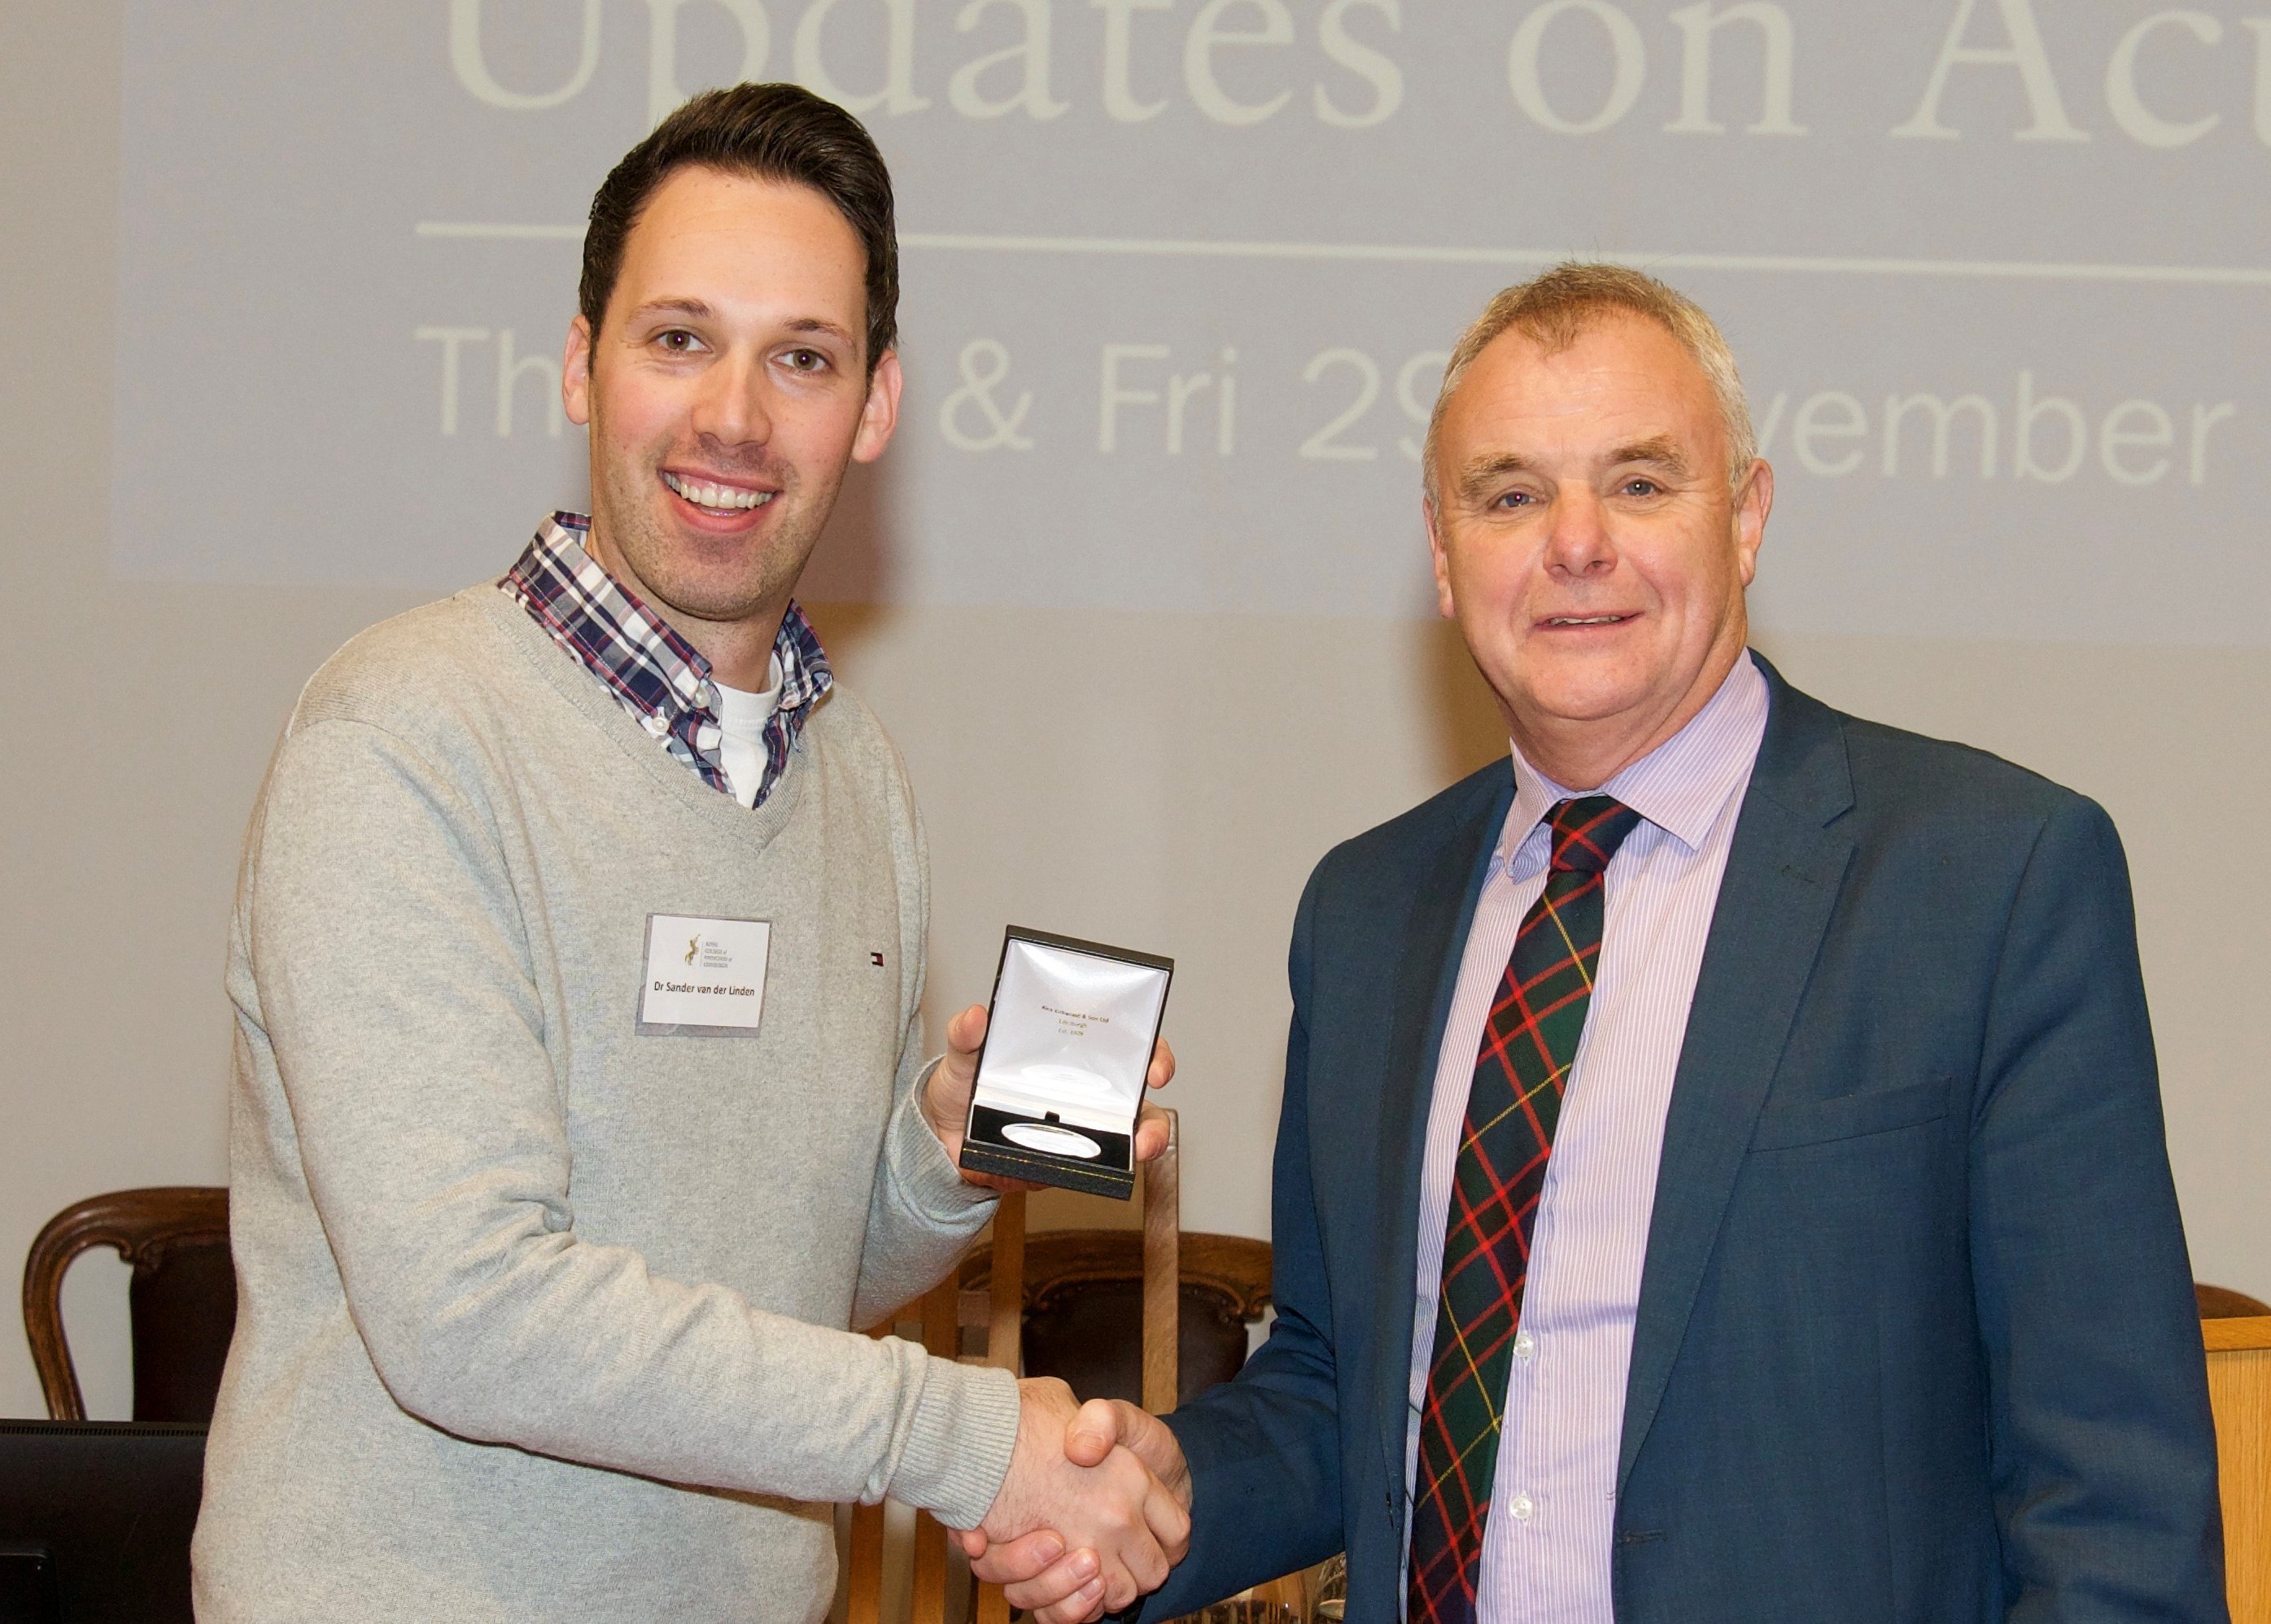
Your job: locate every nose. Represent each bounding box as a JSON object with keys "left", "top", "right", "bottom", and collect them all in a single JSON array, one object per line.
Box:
[
  {"left": 1543, "top": 486, "right": 1615, "bottom": 579},
  {"left": 688, "top": 350, "right": 772, "bottom": 454}
]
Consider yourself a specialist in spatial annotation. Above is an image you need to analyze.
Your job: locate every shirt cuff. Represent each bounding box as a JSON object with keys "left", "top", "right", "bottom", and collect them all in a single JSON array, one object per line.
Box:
[
  {"left": 889, "top": 1356, "right": 1021, "bottom": 1530},
  {"left": 888, "top": 1058, "right": 998, "bottom": 1225}
]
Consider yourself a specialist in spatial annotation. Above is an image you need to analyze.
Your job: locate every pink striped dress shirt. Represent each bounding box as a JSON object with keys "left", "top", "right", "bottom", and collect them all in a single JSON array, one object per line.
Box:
[{"left": 1402, "top": 653, "right": 1769, "bottom": 1623}]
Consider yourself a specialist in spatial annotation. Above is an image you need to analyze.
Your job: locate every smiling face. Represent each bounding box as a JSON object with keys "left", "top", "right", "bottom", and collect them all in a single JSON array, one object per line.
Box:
[
  {"left": 1425, "top": 312, "right": 1772, "bottom": 788},
  {"left": 562, "top": 165, "right": 899, "bottom": 676}
]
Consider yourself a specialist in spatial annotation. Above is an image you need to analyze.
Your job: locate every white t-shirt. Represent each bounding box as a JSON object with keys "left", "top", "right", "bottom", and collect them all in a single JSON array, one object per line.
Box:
[{"left": 713, "top": 653, "right": 783, "bottom": 809}]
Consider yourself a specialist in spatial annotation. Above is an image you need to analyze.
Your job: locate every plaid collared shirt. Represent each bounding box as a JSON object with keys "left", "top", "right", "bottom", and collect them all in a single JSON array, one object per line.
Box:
[{"left": 499, "top": 513, "right": 832, "bottom": 810}]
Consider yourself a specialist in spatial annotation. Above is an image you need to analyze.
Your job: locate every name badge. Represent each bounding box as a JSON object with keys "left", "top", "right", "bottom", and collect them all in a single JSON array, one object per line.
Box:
[{"left": 638, "top": 914, "right": 771, "bottom": 1037}]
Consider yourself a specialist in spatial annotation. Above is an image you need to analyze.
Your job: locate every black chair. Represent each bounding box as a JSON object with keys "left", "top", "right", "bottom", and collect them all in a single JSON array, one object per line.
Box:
[{"left": 21, "top": 1188, "right": 234, "bottom": 1423}]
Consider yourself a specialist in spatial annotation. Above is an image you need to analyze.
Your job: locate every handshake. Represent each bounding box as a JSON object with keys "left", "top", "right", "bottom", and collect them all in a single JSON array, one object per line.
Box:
[
  {"left": 928, "top": 1004, "right": 1192, "bottom": 1620},
  {"left": 957, "top": 1379, "right": 1194, "bottom": 1624}
]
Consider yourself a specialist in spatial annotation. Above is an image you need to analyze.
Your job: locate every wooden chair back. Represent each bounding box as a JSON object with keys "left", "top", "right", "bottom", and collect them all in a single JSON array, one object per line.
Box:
[
  {"left": 845, "top": 1112, "right": 1186, "bottom": 1624},
  {"left": 22, "top": 1187, "right": 233, "bottom": 1422},
  {"left": 2202, "top": 1283, "right": 2271, "bottom": 1319},
  {"left": 962, "top": 1230, "right": 1270, "bottom": 1412},
  {"left": 2209, "top": 1315, "right": 2271, "bottom": 1624}
]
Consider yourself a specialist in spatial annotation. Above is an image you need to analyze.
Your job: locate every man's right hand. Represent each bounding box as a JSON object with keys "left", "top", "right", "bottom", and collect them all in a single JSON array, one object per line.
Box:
[
  {"left": 963, "top": 1395, "right": 1192, "bottom": 1624},
  {"left": 967, "top": 1380, "right": 1191, "bottom": 1620}
]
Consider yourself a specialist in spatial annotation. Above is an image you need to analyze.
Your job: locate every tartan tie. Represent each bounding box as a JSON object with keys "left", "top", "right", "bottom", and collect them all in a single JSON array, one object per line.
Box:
[{"left": 1407, "top": 795, "right": 1643, "bottom": 1624}]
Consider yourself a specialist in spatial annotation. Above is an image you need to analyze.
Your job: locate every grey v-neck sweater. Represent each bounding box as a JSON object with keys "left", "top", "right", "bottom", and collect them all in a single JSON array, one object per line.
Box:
[{"left": 194, "top": 586, "right": 1019, "bottom": 1623}]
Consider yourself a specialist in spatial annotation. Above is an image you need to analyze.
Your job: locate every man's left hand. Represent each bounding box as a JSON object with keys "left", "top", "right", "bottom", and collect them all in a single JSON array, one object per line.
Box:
[{"left": 921, "top": 1004, "right": 1176, "bottom": 1192}]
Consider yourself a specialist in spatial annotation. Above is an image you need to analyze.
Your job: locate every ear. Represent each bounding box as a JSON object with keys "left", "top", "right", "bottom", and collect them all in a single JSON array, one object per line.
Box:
[
  {"left": 563, "top": 316, "right": 595, "bottom": 429},
  {"left": 851, "top": 349, "right": 903, "bottom": 465},
  {"left": 1424, "top": 497, "right": 1457, "bottom": 620},
  {"left": 1732, "top": 457, "right": 1772, "bottom": 587}
]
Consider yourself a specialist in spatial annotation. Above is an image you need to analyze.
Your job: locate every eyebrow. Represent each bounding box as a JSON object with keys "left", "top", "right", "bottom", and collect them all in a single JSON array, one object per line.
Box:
[
  {"left": 627, "top": 298, "right": 714, "bottom": 325},
  {"left": 782, "top": 316, "right": 858, "bottom": 348},
  {"left": 1605, "top": 436, "right": 1692, "bottom": 478},
  {"left": 1456, "top": 437, "right": 1695, "bottom": 503},
  {"left": 1455, "top": 452, "right": 1538, "bottom": 504}
]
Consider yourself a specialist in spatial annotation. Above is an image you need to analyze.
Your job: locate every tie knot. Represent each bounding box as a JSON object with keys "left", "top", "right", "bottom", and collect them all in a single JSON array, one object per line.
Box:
[{"left": 1548, "top": 795, "right": 1642, "bottom": 875}]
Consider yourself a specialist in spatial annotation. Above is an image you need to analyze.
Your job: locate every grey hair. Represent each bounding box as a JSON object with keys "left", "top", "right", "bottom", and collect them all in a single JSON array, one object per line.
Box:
[{"left": 1421, "top": 262, "right": 1758, "bottom": 507}]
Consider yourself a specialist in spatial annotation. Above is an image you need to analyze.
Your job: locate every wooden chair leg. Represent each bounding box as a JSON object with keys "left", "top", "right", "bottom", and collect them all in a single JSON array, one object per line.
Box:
[
  {"left": 845, "top": 1500, "right": 887, "bottom": 1624},
  {"left": 987, "top": 1190, "right": 1025, "bottom": 1378},
  {"left": 1142, "top": 1111, "right": 1181, "bottom": 1415},
  {"left": 908, "top": 1276, "right": 963, "bottom": 1624},
  {"left": 975, "top": 1191, "right": 1024, "bottom": 1624},
  {"left": 909, "top": 1512, "right": 949, "bottom": 1624},
  {"left": 846, "top": 1312, "right": 896, "bottom": 1624}
]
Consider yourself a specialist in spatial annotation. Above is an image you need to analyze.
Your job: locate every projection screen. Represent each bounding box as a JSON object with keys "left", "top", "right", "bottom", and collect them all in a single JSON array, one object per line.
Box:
[{"left": 111, "top": 0, "right": 2266, "bottom": 650}]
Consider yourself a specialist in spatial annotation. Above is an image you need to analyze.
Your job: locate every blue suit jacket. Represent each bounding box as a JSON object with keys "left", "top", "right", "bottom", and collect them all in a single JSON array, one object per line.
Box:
[{"left": 1148, "top": 661, "right": 2225, "bottom": 1623}]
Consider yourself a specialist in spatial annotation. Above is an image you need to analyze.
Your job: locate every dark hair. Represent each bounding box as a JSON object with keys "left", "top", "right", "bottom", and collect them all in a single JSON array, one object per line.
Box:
[{"left": 580, "top": 83, "right": 898, "bottom": 371}]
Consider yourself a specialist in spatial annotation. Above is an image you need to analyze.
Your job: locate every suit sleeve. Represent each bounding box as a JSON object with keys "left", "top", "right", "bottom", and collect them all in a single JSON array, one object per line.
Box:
[
  {"left": 1144, "top": 864, "right": 1348, "bottom": 1617},
  {"left": 1968, "top": 795, "right": 2227, "bottom": 1622}
]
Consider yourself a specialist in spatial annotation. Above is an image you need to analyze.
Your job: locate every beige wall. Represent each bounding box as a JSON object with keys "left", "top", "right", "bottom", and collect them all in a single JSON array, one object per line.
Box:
[{"left": 4, "top": 2, "right": 2262, "bottom": 1424}]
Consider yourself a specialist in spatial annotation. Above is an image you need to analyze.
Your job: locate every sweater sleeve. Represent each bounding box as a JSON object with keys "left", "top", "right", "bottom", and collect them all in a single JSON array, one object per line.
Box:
[
  {"left": 245, "top": 715, "right": 1020, "bottom": 1527},
  {"left": 852, "top": 1052, "right": 1002, "bottom": 1330},
  {"left": 848, "top": 749, "right": 1003, "bottom": 1330}
]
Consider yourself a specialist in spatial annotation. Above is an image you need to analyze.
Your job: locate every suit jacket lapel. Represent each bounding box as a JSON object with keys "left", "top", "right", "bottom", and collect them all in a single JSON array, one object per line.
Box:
[
  {"left": 1373, "top": 770, "right": 1513, "bottom": 1491},
  {"left": 1616, "top": 664, "right": 1856, "bottom": 1492}
]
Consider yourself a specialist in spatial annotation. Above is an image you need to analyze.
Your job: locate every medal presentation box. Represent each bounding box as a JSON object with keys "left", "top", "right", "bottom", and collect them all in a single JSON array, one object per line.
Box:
[{"left": 959, "top": 928, "right": 1173, "bottom": 1199}]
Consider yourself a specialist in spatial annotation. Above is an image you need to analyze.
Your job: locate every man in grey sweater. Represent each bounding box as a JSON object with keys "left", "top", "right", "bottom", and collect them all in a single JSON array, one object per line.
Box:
[{"left": 194, "top": 85, "right": 1189, "bottom": 1623}]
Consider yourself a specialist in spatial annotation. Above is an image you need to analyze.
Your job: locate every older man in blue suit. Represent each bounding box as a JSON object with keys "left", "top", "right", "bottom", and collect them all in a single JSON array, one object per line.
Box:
[{"left": 973, "top": 264, "right": 2225, "bottom": 1624}]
